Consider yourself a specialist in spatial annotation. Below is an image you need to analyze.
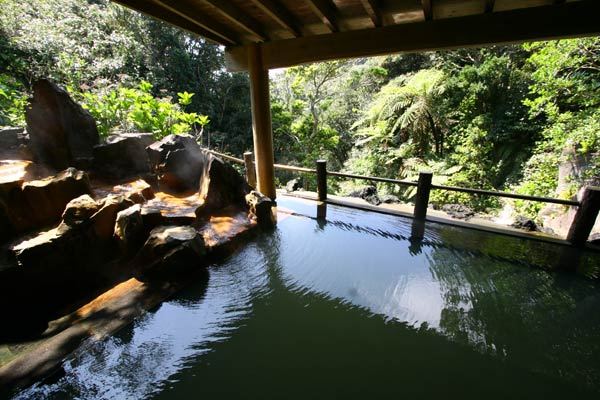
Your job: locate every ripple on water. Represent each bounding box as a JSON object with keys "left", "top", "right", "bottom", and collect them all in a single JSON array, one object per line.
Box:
[
  {"left": 14, "top": 244, "right": 270, "bottom": 400},
  {"left": 13, "top": 198, "right": 600, "bottom": 398}
]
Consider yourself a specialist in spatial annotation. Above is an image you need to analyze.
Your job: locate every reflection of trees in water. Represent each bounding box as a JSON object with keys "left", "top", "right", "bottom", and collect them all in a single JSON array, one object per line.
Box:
[
  {"left": 428, "top": 228, "right": 600, "bottom": 388},
  {"left": 15, "top": 244, "right": 275, "bottom": 399}
]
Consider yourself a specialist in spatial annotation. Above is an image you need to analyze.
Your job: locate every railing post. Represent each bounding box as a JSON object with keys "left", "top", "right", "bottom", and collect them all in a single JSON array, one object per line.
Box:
[
  {"left": 243, "top": 151, "right": 257, "bottom": 188},
  {"left": 413, "top": 171, "right": 433, "bottom": 221},
  {"left": 316, "top": 160, "right": 327, "bottom": 201},
  {"left": 567, "top": 186, "right": 600, "bottom": 246}
]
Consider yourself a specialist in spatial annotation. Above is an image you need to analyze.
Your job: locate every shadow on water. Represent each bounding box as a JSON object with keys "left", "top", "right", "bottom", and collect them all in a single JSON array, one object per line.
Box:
[{"left": 11, "top": 197, "right": 600, "bottom": 399}]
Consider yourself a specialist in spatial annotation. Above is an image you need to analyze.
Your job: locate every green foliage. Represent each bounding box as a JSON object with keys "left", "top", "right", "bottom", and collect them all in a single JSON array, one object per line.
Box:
[
  {"left": 514, "top": 38, "right": 600, "bottom": 218},
  {"left": 80, "top": 81, "right": 209, "bottom": 139},
  {"left": 355, "top": 69, "right": 447, "bottom": 158},
  {"left": 0, "top": 0, "right": 251, "bottom": 153},
  {"left": 0, "top": 74, "right": 27, "bottom": 126},
  {"left": 270, "top": 61, "right": 347, "bottom": 169},
  {"left": 1, "top": 0, "right": 597, "bottom": 224}
]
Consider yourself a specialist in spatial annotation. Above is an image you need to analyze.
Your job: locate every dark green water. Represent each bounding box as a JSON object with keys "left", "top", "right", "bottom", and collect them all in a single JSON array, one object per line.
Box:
[{"left": 14, "top": 197, "right": 600, "bottom": 399}]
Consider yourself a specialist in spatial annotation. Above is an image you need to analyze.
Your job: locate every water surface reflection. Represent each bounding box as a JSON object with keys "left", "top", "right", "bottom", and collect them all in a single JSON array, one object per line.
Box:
[{"left": 15, "top": 197, "right": 600, "bottom": 399}]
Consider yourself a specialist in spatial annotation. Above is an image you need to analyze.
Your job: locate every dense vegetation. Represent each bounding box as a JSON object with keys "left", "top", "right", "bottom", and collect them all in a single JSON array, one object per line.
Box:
[
  {"left": 270, "top": 43, "right": 599, "bottom": 214},
  {"left": 1, "top": 0, "right": 598, "bottom": 220}
]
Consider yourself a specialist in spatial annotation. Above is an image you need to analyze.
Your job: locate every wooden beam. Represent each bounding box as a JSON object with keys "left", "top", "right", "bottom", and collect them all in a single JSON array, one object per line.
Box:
[
  {"left": 113, "top": 0, "right": 234, "bottom": 45},
  {"left": 225, "top": 1, "right": 600, "bottom": 71},
  {"left": 248, "top": 0, "right": 302, "bottom": 38},
  {"left": 306, "top": 0, "right": 340, "bottom": 32},
  {"left": 567, "top": 187, "right": 600, "bottom": 246},
  {"left": 152, "top": 0, "right": 242, "bottom": 45},
  {"left": 421, "top": 0, "right": 433, "bottom": 21},
  {"left": 485, "top": 0, "right": 495, "bottom": 13},
  {"left": 200, "top": 0, "right": 268, "bottom": 42},
  {"left": 360, "top": 0, "right": 383, "bottom": 27},
  {"left": 247, "top": 45, "right": 276, "bottom": 200}
]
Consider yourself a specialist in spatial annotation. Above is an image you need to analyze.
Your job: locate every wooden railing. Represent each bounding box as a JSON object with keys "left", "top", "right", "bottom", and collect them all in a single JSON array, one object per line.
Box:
[{"left": 208, "top": 150, "right": 599, "bottom": 247}]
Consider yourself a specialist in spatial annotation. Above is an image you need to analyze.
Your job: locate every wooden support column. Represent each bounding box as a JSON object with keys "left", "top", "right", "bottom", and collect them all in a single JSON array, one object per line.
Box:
[
  {"left": 567, "top": 186, "right": 600, "bottom": 246},
  {"left": 248, "top": 44, "right": 276, "bottom": 200},
  {"left": 316, "top": 160, "right": 327, "bottom": 201},
  {"left": 413, "top": 171, "right": 432, "bottom": 221}
]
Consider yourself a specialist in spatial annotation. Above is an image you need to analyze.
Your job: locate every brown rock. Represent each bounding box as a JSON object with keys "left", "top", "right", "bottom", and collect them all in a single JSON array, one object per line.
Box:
[
  {"left": 246, "top": 190, "right": 275, "bottom": 228},
  {"left": 18, "top": 168, "right": 92, "bottom": 231},
  {"left": 134, "top": 225, "right": 206, "bottom": 281},
  {"left": 0, "top": 127, "right": 31, "bottom": 160},
  {"left": 61, "top": 194, "right": 100, "bottom": 226},
  {"left": 196, "top": 154, "right": 251, "bottom": 216},
  {"left": 114, "top": 204, "right": 145, "bottom": 254},
  {"left": 93, "top": 133, "right": 153, "bottom": 179},
  {"left": 90, "top": 195, "right": 135, "bottom": 240},
  {"left": 158, "top": 148, "right": 209, "bottom": 193},
  {"left": 140, "top": 206, "right": 164, "bottom": 235},
  {"left": 146, "top": 134, "right": 199, "bottom": 170},
  {"left": 26, "top": 79, "right": 99, "bottom": 169},
  {"left": 0, "top": 202, "right": 14, "bottom": 242}
]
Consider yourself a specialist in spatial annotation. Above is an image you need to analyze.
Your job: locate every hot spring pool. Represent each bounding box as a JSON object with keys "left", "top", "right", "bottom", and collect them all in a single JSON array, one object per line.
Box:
[{"left": 13, "top": 197, "right": 600, "bottom": 399}]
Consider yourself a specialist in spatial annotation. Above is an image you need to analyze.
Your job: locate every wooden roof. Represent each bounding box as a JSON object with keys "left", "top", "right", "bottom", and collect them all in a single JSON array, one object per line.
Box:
[{"left": 113, "top": 0, "right": 600, "bottom": 70}]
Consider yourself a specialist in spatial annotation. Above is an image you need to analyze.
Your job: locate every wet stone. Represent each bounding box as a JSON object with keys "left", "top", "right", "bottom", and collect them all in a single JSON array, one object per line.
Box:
[
  {"left": 114, "top": 204, "right": 145, "bottom": 254},
  {"left": 61, "top": 194, "right": 100, "bottom": 226},
  {"left": 134, "top": 225, "right": 206, "bottom": 281},
  {"left": 246, "top": 190, "right": 275, "bottom": 229},
  {"left": 93, "top": 133, "right": 153, "bottom": 180}
]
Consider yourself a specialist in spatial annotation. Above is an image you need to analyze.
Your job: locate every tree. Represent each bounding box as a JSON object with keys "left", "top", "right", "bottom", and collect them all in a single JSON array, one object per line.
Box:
[{"left": 356, "top": 69, "right": 447, "bottom": 158}]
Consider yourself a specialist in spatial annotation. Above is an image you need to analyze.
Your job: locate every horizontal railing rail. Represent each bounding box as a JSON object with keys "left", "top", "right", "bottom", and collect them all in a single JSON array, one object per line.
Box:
[
  {"left": 327, "top": 171, "right": 419, "bottom": 187},
  {"left": 210, "top": 149, "right": 599, "bottom": 246},
  {"left": 207, "top": 150, "right": 244, "bottom": 164},
  {"left": 429, "top": 184, "right": 579, "bottom": 206},
  {"left": 274, "top": 164, "right": 316, "bottom": 173}
]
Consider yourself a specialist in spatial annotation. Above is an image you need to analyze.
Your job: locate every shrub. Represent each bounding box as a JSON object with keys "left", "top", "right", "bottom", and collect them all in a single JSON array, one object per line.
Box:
[{"left": 80, "top": 81, "right": 209, "bottom": 139}]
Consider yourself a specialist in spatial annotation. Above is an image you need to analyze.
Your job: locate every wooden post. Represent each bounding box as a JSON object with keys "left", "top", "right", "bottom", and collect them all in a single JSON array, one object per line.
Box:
[
  {"left": 567, "top": 186, "right": 600, "bottom": 246},
  {"left": 317, "top": 201, "right": 327, "bottom": 220},
  {"left": 243, "top": 151, "right": 257, "bottom": 188},
  {"left": 413, "top": 171, "right": 432, "bottom": 221},
  {"left": 316, "top": 160, "right": 327, "bottom": 201},
  {"left": 248, "top": 44, "right": 276, "bottom": 200}
]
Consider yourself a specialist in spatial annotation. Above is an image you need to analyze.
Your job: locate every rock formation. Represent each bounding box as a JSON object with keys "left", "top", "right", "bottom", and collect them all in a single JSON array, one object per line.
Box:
[
  {"left": 1, "top": 78, "right": 274, "bottom": 324},
  {"left": 0, "top": 127, "right": 31, "bottom": 160},
  {"left": 147, "top": 134, "right": 207, "bottom": 192},
  {"left": 349, "top": 185, "right": 381, "bottom": 205},
  {"left": 539, "top": 144, "right": 600, "bottom": 237},
  {"left": 246, "top": 191, "right": 276, "bottom": 228},
  {"left": 26, "top": 79, "right": 99, "bottom": 169},
  {"left": 134, "top": 225, "right": 206, "bottom": 281},
  {"left": 197, "top": 154, "right": 251, "bottom": 214},
  {"left": 0, "top": 167, "right": 92, "bottom": 237},
  {"left": 93, "top": 133, "right": 154, "bottom": 179}
]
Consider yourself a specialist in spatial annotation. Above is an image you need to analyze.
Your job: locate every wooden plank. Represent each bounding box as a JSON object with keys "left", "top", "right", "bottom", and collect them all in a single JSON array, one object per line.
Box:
[
  {"left": 421, "top": 0, "right": 433, "bottom": 20},
  {"left": 248, "top": 0, "right": 302, "bottom": 37},
  {"left": 225, "top": 1, "right": 600, "bottom": 71},
  {"left": 306, "top": 0, "right": 340, "bottom": 32},
  {"left": 200, "top": 0, "right": 268, "bottom": 41},
  {"left": 485, "top": 0, "right": 495, "bottom": 13},
  {"left": 153, "top": 0, "right": 242, "bottom": 45},
  {"left": 113, "top": 0, "right": 234, "bottom": 45},
  {"left": 248, "top": 45, "right": 276, "bottom": 200},
  {"left": 360, "top": 0, "right": 383, "bottom": 27}
]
